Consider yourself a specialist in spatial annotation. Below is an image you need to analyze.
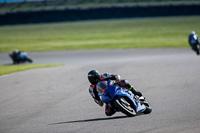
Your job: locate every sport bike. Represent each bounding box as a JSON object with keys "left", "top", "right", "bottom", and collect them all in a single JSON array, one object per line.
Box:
[
  {"left": 97, "top": 80, "right": 152, "bottom": 117},
  {"left": 9, "top": 52, "right": 33, "bottom": 64}
]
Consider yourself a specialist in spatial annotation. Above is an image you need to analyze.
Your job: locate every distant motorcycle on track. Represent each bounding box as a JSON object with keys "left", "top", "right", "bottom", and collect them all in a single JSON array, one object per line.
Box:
[
  {"left": 97, "top": 80, "right": 152, "bottom": 117},
  {"left": 188, "top": 31, "right": 200, "bottom": 55},
  {"left": 9, "top": 51, "right": 33, "bottom": 64}
]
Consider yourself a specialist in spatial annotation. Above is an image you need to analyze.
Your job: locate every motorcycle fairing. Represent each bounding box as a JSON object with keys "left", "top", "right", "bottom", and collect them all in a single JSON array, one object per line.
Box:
[{"left": 98, "top": 80, "right": 146, "bottom": 113}]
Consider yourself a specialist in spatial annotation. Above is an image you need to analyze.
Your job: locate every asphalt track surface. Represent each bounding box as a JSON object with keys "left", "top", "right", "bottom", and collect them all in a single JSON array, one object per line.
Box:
[{"left": 0, "top": 48, "right": 200, "bottom": 133}]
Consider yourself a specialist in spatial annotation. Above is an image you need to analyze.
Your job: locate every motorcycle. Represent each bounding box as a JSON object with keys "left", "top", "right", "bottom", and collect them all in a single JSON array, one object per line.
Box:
[
  {"left": 97, "top": 80, "right": 152, "bottom": 117},
  {"left": 9, "top": 51, "right": 33, "bottom": 64}
]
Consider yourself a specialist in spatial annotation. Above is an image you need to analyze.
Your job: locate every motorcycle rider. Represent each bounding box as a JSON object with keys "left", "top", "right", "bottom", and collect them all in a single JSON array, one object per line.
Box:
[
  {"left": 9, "top": 49, "right": 33, "bottom": 64},
  {"left": 11, "top": 49, "right": 21, "bottom": 64},
  {"left": 88, "top": 70, "right": 143, "bottom": 116},
  {"left": 188, "top": 31, "right": 200, "bottom": 55}
]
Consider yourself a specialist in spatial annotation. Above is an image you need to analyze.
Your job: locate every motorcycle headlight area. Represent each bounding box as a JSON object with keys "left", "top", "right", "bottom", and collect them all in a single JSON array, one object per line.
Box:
[{"left": 97, "top": 81, "right": 108, "bottom": 94}]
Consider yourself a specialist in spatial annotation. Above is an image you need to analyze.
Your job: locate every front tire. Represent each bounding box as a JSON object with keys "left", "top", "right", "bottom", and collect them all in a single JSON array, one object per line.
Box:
[{"left": 114, "top": 98, "right": 136, "bottom": 117}]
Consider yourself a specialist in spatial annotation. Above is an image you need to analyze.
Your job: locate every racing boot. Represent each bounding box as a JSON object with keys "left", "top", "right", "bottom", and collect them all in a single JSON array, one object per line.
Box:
[
  {"left": 120, "top": 79, "right": 143, "bottom": 97},
  {"left": 129, "top": 86, "right": 143, "bottom": 97},
  {"left": 129, "top": 86, "right": 146, "bottom": 104}
]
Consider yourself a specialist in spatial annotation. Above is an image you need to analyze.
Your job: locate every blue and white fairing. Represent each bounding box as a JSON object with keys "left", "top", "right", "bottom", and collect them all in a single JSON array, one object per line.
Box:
[
  {"left": 9, "top": 52, "right": 29, "bottom": 61},
  {"left": 98, "top": 80, "right": 146, "bottom": 113}
]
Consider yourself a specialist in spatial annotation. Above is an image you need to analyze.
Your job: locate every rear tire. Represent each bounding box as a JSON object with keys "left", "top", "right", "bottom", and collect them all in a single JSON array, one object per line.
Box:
[
  {"left": 114, "top": 98, "right": 136, "bottom": 117},
  {"left": 142, "top": 102, "right": 152, "bottom": 114},
  {"left": 138, "top": 96, "right": 152, "bottom": 114},
  {"left": 196, "top": 50, "right": 200, "bottom": 55},
  {"left": 27, "top": 58, "right": 33, "bottom": 63}
]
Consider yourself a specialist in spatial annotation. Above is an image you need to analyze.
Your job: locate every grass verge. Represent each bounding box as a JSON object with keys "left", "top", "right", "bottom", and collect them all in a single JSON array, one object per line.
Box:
[
  {"left": 0, "top": 16, "right": 200, "bottom": 52},
  {"left": 0, "top": 64, "right": 63, "bottom": 76}
]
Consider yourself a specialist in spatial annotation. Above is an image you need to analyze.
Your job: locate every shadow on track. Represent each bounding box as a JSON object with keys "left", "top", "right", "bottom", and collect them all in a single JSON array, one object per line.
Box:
[{"left": 50, "top": 116, "right": 129, "bottom": 125}]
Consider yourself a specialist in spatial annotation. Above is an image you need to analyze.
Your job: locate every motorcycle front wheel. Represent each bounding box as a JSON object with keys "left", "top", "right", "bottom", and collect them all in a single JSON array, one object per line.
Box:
[{"left": 114, "top": 98, "right": 136, "bottom": 117}]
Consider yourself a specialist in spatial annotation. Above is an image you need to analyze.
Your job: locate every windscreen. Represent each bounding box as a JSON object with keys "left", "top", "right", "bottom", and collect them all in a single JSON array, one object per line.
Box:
[{"left": 97, "top": 81, "right": 108, "bottom": 94}]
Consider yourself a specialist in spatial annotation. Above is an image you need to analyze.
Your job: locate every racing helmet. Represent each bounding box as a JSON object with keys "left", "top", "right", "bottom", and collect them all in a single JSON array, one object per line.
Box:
[
  {"left": 14, "top": 49, "right": 19, "bottom": 54},
  {"left": 191, "top": 31, "right": 196, "bottom": 35},
  {"left": 88, "top": 70, "right": 100, "bottom": 85}
]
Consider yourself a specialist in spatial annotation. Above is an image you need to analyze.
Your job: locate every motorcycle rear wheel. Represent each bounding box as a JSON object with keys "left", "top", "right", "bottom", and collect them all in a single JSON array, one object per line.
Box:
[{"left": 142, "top": 102, "right": 152, "bottom": 114}]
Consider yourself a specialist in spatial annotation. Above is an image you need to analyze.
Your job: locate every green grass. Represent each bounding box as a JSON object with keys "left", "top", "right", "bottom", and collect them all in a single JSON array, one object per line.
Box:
[
  {"left": 0, "top": 16, "right": 200, "bottom": 52},
  {"left": 0, "top": 64, "right": 63, "bottom": 76}
]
